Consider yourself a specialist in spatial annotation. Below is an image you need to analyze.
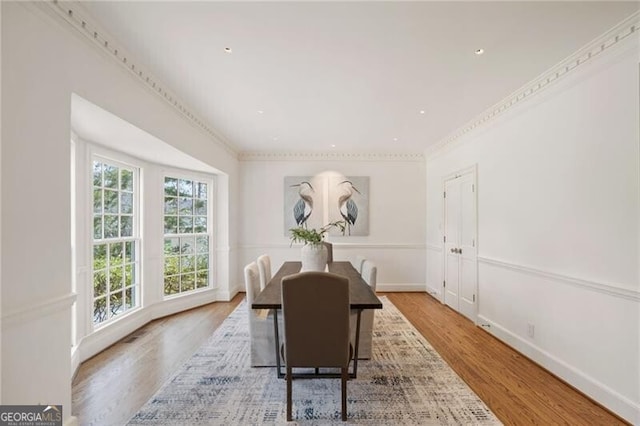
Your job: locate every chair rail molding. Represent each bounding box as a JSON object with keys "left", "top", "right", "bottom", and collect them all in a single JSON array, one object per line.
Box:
[
  {"left": 238, "top": 152, "right": 425, "bottom": 162},
  {"left": 1, "top": 292, "right": 78, "bottom": 327},
  {"left": 36, "top": 0, "right": 238, "bottom": 157},
  {"left": 479, "top": 256, "right": 639, "bottom": 302},
  {"left": 426, "top": 11, "right": 639, "bottom": 159},
  {"left": 241, "top": 243, "right": 426, "bottom": 250}
]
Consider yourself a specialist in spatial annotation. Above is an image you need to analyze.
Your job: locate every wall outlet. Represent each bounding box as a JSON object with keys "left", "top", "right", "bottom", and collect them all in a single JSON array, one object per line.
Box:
[{"left": 527, "top": 323, "right": 535, "bottom": 338}]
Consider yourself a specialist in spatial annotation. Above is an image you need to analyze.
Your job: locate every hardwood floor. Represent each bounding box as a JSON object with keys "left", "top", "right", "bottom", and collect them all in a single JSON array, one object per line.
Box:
[{"left": 72, "top": 292, "right": 627, "bottom": 425}]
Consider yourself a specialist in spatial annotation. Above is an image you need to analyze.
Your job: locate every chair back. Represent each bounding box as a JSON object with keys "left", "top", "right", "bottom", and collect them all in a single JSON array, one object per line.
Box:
[
  {"left": 281, "top": 272, "right": 350, "bottom": 368},
  {"left": 361, "top": 260, "right": 377, "bottom": 291},
  {"left": 323, "top": 242, "right": 333, "bottom": 263},
  {"left": 355, "top": 255, "right": 366, "bottom": 274},
  {"left": 257, "top": 254, "right": 272, "bottom": 290},
  {"left": 244, "top": 262, "right": 261, "bottom": 305}
]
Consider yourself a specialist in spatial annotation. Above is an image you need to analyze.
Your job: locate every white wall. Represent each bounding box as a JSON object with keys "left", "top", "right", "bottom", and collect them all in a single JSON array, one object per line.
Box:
[
  {"left": 239, "top": 156, "right": 426, "bottom": 291},
  {"left": 426, "top": 36, "right": 640, "bottom": 422},
  {"left": 1, "top": 2, "right": 239, "bottom": 422}
]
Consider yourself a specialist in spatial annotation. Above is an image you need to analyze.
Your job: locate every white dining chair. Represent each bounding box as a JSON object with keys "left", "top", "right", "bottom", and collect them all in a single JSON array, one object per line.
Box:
[
  {"left": 351, "top": 260, "right": 377, "bottom": 359},
  {"left": 257, "top": 254, "right": 272, "bottom": 291},
  {"left": 354, "top": 255, "right": 366, "bottom": 275},
  {"left": 244, "top": 261, "right": 279, "bottom": 366}
]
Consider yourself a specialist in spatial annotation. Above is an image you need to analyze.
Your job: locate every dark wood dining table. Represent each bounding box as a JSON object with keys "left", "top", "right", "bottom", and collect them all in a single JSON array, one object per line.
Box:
[{"left": 251, "top": 261, "right": 383, "bottom": 379}]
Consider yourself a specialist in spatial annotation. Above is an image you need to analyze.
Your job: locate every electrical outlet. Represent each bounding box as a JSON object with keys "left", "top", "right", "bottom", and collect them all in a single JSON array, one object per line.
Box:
[{"left": 527, "top": 323, "right": 535, "bottom": 338}]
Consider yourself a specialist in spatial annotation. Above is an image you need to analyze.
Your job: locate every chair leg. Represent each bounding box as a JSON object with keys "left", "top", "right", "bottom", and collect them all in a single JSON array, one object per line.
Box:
[
  {"left": 286, "top": 367, "right": 293, "bottom": 421},
  {"left": 341, "top": 367, "right": 348, "bottom": 421}
]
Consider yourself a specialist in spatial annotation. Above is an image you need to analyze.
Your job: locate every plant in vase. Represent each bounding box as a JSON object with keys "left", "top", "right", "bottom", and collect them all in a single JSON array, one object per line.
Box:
[{"left": 289, "top": 221, "right": 346, "bottom": 271}]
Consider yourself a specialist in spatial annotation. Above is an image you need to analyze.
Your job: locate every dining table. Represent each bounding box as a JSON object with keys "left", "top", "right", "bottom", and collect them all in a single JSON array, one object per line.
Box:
[{"left": 251, "top": 260, "right": 383, "bottom": 379}]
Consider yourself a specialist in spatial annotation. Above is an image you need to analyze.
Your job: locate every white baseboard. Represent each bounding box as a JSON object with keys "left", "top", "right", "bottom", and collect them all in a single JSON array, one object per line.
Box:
[
  {"left": 478, "top": 314, "right": 640, "bottom": 424},
  {"left": 376, "top": 283, "right": 426, "bottom": 292}
]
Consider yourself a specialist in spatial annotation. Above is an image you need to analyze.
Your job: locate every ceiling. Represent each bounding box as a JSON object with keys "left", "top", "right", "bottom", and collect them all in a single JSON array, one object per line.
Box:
[{"left": 79, "top": 1, "right": 638, "bottom": 154}]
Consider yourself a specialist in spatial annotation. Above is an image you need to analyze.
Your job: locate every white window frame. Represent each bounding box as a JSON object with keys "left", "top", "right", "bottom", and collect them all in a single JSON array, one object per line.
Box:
[
  {"left": 162, "top": 169, "right": 216, "bottom": 299},
  {"left": 90, "top": 149, "right": 142, "bottom": 329}
]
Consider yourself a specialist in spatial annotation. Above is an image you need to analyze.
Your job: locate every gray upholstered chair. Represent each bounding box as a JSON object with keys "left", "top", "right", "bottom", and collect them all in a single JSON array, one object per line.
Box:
[
  {"left": 351, "top": 260, "right": 377, "bottom": 359},
  {"left": 354, "top": 255, "right": 366, "bottom": 275},
  {"left": 323, "top": 241, "right": 333, "bottom": 263},
  {"left": 281, "top": 272, "right": 352, "bottom": 422},
  {"left": 244, "top": 262, "right": 279, "bottom": 367},
  {"left": 257, "top": 254, "right": 272, "bottom": 291}
]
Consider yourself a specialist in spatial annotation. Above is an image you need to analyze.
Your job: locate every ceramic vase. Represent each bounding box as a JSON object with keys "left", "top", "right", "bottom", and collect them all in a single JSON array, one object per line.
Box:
[{"left": 300, "top": 244, "right": 328, "bottom": 272}]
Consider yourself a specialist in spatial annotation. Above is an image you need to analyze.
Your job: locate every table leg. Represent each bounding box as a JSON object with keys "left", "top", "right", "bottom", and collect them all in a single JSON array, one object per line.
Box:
[
  {"left": 351, "top": 308, "right": 363, "bottom": 378},
  {"left": 272, "top": 309, "right": 284, "bottom": 378}
]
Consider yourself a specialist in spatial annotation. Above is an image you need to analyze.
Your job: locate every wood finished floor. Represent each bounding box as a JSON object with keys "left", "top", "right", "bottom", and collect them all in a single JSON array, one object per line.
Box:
[{"left": 72, "top": 292, "right": 627, "bottom": 426}]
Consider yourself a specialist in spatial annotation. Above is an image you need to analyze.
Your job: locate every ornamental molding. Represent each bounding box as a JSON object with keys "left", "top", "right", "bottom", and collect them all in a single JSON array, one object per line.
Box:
[
  {"left": 426, "top": 11, "right": 639, "bottom": 159},
  {"left": 238, "top": 151, "right": 425, "bottom": 162},
  {"left": 41, "top": 0, "right": 238, "bottom": 157}
]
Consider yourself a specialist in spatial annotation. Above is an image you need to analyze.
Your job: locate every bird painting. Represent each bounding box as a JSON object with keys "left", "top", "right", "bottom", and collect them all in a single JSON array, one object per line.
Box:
[
  {"left": 337, "top": 180, "right": 361, "bottom": 235},
  {"left": 291, "top": 181, "right": 314, "bottom": 228}
]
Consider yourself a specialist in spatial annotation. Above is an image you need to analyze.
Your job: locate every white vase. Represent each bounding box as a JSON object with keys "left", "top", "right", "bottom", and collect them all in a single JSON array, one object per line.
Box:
[{"left": 300, "top": 244, "right": 328, "bottom": 272}]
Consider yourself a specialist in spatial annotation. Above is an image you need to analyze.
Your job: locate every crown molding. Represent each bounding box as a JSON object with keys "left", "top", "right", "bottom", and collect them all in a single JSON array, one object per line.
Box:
[
  {"left": 41, "top": 0, "right": 238, "bottom": 158},
  {"left": 426, "top": 11, "right": 639, "bottom": 159},
  {"left": 239, "top": 151, "right": 425, "bottom": 162}
]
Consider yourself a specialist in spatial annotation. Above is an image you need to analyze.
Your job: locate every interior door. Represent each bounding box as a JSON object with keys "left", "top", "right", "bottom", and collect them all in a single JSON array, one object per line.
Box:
[{"left": 443, "top": 168, "right": 478, "bottom": 322}]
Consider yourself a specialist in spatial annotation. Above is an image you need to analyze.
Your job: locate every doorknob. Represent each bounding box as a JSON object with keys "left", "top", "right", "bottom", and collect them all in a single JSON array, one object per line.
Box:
[
  {"left": 458, "top": 248, "right": 463, "bottom": 254},
  {"left": 450, "top": 248, "right": 455, "bottom": 253}
]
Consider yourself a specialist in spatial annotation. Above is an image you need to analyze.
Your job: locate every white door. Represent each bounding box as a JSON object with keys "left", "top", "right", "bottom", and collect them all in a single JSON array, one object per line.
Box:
[{"left": 443, "top": 168, "right": 478, "bottom": 322}]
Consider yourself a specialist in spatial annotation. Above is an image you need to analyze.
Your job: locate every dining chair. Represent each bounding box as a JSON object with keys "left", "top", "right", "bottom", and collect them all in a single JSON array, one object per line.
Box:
[
  {"left": 352, "top": 260, "right": 377, "bottom": 359},
  {"left": 323, "top": 241, "right": 333, "bottom": 263},
  {"left": 257, "top": 254, "right": 272, "bottom": 291},
  {"left": 281, "top": 272, "right": 352, "bottom": 422},
  {"left": 244, "top": 261, "right": 280, "bottom": 367},
  {"left": 354, "top": 255, "right": 366, "bottom": 275}
]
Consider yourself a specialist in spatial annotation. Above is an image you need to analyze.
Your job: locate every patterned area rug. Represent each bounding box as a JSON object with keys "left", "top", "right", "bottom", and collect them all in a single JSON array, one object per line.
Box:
[{"left": 128, "top": 297, "right": 501, "bottom": 425}]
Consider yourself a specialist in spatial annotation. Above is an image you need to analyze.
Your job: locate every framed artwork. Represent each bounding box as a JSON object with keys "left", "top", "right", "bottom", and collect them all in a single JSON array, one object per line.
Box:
[
  {"left": 328, "top": 176, "right": 369, "bottom": 236},
  {"left": 283, "top": 176, "right": 324, "bottom": 236}
]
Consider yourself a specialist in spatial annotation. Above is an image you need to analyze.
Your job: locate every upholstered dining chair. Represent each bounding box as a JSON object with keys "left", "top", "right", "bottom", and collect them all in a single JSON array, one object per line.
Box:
[
  {"left": 352, "top": 260, "right": 377, "bottom": 359},
  {"left": 281, "top": 272, "right": 352, "bottom": 422},
  {"left": 257, "top": 254, "right": 272, "bottom": 291},
  {"left": 354, "top": 255, "right": 366, "bottom": 275},
  {"left": 244, "top": 262, "right": 279, "bottom": 367},
  {"left": 323, "top": 241, "right": 333, "bottom": 263}
]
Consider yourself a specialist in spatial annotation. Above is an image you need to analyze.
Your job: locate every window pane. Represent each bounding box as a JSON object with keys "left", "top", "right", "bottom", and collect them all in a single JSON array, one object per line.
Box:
[
  {"left": 110, "top": 266, "right": 123, "bottom": 291},
  {"left": 178, "top": 217, "right": 193, "bottom": 234},
  {"left": 121, "top": 192, "right": 133, "bottom": 214},
  {"left": 93, "top": 244, "right": 107, "bottom": 270},
  {"left": 194, "top": 199, "right": 207, "bottom": 216},
  {"left": 179, "top": 197, "right": 193, "bottom": 215},
  {"left": 196, "top": 236, "right": 209, "bottom": 254},
  {"left": 125, "top": 241, "right": 135, "bottom": 262},
  {"left": 93, "top": 189, "right": 103, "bottom": 213},
  {"left": 94, "top": 270, "right": 107, "bottom": 298},
  {"left": 93, "top": 216, "right": 103, "bottom": 240},
  {"left": 164, "top": 216, "right": 178, "bottom": 234},
  {"left": 110, "top": 242, "right": 123, "bottom": 263},
  {"left": 94, "top": 297, "right": 107, "bottom": 324},
  {"left": 104, "top": 165, "right": 118, "bottom": 189},
  {"left": 196, "top": 270, "right": 209, "bottom": 288},
  {"left": 194, "top": 216, "right": 207, "bottom": 233},
  {"left": 164, "top": 197, "right": 177, "bottom": 215},
  {"left": 178, "top": 179, "right": 193, "bottom": 197},
  {"left": 164, "top": 237, "right": 180, "bottom": 255},
  {"left": 104, "top": 216, "right": 118, "bottom": 238},
  {"left": 164, "top": 177, "right": 178, "bottom": 196},
  {"left": 196, "top": 254, "right": 208, "bottom": 271},
  {"left": 104, "top": 190, "right": 119, "bottom": 214},
  {"left": 164, "top": 275, "right": 179, "bottom": 295},
  {"left": 110, "top": 292, "right": 123, "bottom": 317},
  {"left": 124, "top": 264, "right": 133, "bottom": 286},
  {"left": 125, "top": 287, "right": 136, "bottom": 309},
  {"left": 120, "top": 169, "right": 133, "bottom": 191},
  {"left": 164, "top": 256, "right": 179, "bottom": 277},
  {"left": 181, "top": 273, "right": 195, "bottom": 292},
  {"left": 93, "top": 162, "right": 102, "bottom": 187},
  {"left": 181, "top": 237, "right": 195, "bottom": 255},
  {"left": 181, "top": 255, "right": 195, "bottom": 273},
  {"left": 196, "top": 182, "right": 207, "bottom": 199},
  {"left": 120, "top": 216, "right": 133, "bottom": 237}
]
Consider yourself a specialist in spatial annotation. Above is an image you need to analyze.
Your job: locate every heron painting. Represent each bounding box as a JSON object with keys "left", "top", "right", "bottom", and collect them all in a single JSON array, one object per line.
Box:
[
  {"left": 284, "top": 176, "right": 322, "bottom": 236},
  {"left": 329, "top": 176, "right": 369, "bottom": 236}
]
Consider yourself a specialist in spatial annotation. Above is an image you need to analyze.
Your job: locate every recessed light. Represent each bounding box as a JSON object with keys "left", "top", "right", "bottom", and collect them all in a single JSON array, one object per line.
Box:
[
  {"left": 419, "top": 110, "right": 425, "bottom": 114},
  {"left": 393, "top": 138, "right": 398, "bottom": 141},
  {"left": 331, "top": 144, "right": 336, "bottom": 148},
  {"left": 224, "top": 47, "right": 232, "bottom": 53},
  {"left": 475, "top": 48, "right": 484, "bottom": 55},
  {"left": 272, "top": 136, "right": 279, "bottom": 141},
  {"left": 257, "top": 110, "right": 264, "bottom": 114}
]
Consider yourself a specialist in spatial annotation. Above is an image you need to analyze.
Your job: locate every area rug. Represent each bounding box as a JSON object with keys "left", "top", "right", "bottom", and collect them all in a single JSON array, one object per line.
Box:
[{"left": 128, "top": 297, "right": 501, "bottom": 425}]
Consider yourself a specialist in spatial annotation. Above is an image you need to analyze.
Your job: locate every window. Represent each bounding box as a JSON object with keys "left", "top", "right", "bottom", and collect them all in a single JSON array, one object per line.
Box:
[
  {"left": 163, "top": 176, "right": 211, "bottom": 295},
  {"left": 92, "top": 159, "right": 140, "bottom": 325}
]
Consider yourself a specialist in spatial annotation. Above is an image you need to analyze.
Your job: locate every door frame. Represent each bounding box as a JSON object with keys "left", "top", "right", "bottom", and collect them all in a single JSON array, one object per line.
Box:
[{"left": 441, "top": 164, "right": 478, "bottom": 322}]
